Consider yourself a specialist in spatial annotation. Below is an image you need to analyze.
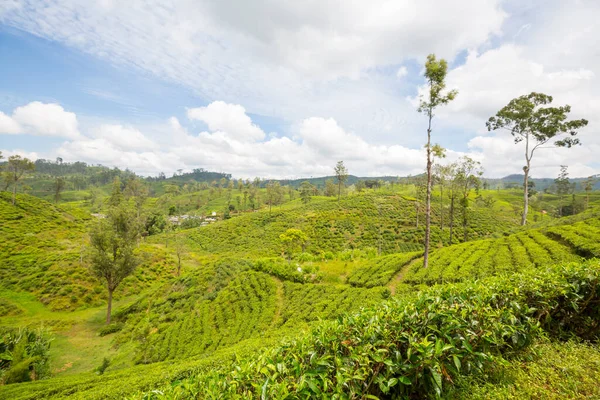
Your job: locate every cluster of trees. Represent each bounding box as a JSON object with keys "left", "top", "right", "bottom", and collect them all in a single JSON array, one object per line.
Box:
[{"left": 418, "top": 53, "right": 589, "bottom": 268}]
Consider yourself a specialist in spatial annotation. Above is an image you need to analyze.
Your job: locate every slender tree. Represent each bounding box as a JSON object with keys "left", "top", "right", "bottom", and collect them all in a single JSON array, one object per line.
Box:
[
  {"left": 417, "top": 54, "right": 457, "bottom": 268},
  {"left": 487, "top": 92, "right": 588, "bottom": 225},
  {"left": 124, "top": 178, "right": 148, "bottom": 218},
  {"left": 5, "top": 155, "right": 35, "bottom": 205},
  {"left": 434, "top": 163, "right": 452, "bottom": 231},
  {"left": 53, "top": 177, "right": 66, "bottom": 204},
  {"left": 173, "top": 234, "right": 187, "bottom": 276},
  {"left": 89, "top": 203, "right": 141, "bottom": 324},
  {"left": 554, "top": 165, "right": 572, "bottom": 217},
  {"left": 455, "top": 157, "right": 483, "bottom": 242},
  {"left": 583, "top": 176, "right": 596, "bottom": 210},
  {"left": 334, "top": 161, "right": 348, "bottom": 202}
]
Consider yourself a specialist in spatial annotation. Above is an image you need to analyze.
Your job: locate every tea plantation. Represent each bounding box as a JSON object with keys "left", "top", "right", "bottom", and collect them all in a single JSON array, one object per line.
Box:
[{"left": 1, "top": 189, "right": 600, "bottom": 399}]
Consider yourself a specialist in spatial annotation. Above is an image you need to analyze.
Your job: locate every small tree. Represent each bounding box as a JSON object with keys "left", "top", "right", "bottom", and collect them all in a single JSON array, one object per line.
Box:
[
  {"left": 173, "top": 234, "right": 187, "bottom": 276},
  {"left": 108, "top": 177, "right": 123, "bottom": 207},
  {"left": 455, "top": 157, "right": 483, "bottom": 242},
  {"left": 324, "top": 179, "right": 337, "bottom": 197},
  {"left": 334, "top": 161, "right": 348, "bottom": 202},
  {"left": 52, "top": 177, "right": 66, "bottom": 204},
  {"left": 554, "top": 165, "right": 572, "bottom": 217},
  {"left": 89, "top": 204, "right": 141, "bottom": 324},
  {"left": 487, "top": 92, "right": 588, "bottom": 225},
  {"left": 4, "top": 155, "right": 35, "bottom": 205},
  {"left": 266, "top": 181, "right": 282, "bottom": 213},
  {"left": 417, "top": 54, "right": 457, "bottom": 268},
  {"left": 124, "top": 178, "right": 148, "bottom": 218},
  {"left": 433, "top": 163, "right": 452, "bottom": 231},
  {"left": 583, "top": 176, "right": 597, "bottom": 210},
  {"left": 300, "top": 181, "right": 313, "bottom": 204},
  {"left": 279, "top": 228, "right": 308, "bottom": 261}
]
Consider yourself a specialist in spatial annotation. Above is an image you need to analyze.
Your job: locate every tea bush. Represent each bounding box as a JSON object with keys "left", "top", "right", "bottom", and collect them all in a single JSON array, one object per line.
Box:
[{"left": 130, "top": 261, "right": 600, "bottom": 399}]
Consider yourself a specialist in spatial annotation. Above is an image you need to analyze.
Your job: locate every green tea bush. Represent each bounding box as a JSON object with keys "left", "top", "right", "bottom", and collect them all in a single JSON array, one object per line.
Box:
[
  {"left": 403, "top": 226, "right": 583, "bottom": 285},
  {"left": 99, "top": 323, "right": 124, "bottom": 337},
  {"left": 0, "top": 327, "right": 52, "bottom": 384},
  {"left": 347, "top": 251, "right": 422, "bottom": 287},
  {"left": 133, "top": 261, "right": 600, "bottom": 399}
]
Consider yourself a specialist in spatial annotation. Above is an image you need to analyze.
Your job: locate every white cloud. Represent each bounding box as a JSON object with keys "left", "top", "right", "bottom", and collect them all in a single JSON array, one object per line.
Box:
[
  {"left": 0, "top": 0, "right": 506, "bottom": 138},
  {"left": 93, "top": 124, "right": 158, "bottom": 151},
  {"left": 0, "top": 111, "right": 21, "bottom": 134},
  {"left": 2, "top": 1, "right": 600, "bottom": 179},
  {"left": 0, "top": 102, "right": 80, "bottom": 138},
  {"left": 396, "top": 66, "right": 408, "bottom": 79},
  {"left": 187, "top": 101, "right": 265, "bottom": 142}
]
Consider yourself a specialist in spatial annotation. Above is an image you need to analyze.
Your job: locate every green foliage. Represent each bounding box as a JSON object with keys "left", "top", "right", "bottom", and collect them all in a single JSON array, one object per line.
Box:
[
  {"left": 99, "top": 323, "right": 124, "bottom": 337},
  {"left": 0, "top": 193, "right": 174, "bottom": 310},
  {"left": 0, "top": 327, "right": 52, "bottom": 384},
  {"left": 404, "top": 226, "right": 582, "bottom": 285},
  {"left": 455, "top": 340, "right": 600, "bottom": 399},
  {"left": 96, "top": 358, "right": 110, "bottom": 375},
  {"left": 252, "top": 258, "right": 320, "bottom": 283},
  {"left": 181, "top": 193, "right": 514, "bottom": 258},
  {"left": 347, "top": 251, "right": 422, "bottom": 287},
  {"left": 546, "top": 218, "right": 600, "bottom": 257},
  {"left": 131, "top": 261, "right": 600, "bottom": 399}
]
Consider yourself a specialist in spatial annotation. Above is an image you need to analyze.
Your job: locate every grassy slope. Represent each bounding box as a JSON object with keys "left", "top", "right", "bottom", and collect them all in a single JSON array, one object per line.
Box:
[{"left": 1, "top": 189, "right": 599, "bottom": 398}]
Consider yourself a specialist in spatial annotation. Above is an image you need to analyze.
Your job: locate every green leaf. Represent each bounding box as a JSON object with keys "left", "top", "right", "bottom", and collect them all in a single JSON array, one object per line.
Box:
[{"left": 453, "top": 355, "right": 461, "bottom": 372}]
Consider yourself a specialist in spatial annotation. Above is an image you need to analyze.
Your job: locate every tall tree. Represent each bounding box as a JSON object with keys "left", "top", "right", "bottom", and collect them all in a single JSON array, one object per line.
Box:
[
  {"left": 88, "top": 204, "right": 141, "bottom": 324},
  {"left": 53, "top": 177, "right": 66, "bottom": 204},
  {"left": 334, "top": 161, "right": 348, "bottom": 202},
  {"left": 5, "top": 155, "right": 35, "bottom": 205},
  {"left": 299, "top": 181, "right": 313, "bottom": 204},
  {"left": 486, "top": 92, "right": 588, "bottom": 225},
  {"left": 417, "top": 54, "right": 457, "bottom": 268}
]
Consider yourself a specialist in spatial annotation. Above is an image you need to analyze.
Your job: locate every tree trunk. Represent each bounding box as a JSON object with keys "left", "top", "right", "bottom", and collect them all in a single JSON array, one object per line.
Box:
[
  {"left": 423, "top": 117, "right": 433, "bottom": 269},
  {"left": 12, "top": 182, "right": 17, "bottom": 205},
  {"left": 440, "top": 185, "right": 444, "bottom": 230},
  {"left": 449, "top": 196, "right": 455, "bottom": 243},
  {"left": 177, "top": 254, "right": 181, "bottom": 276},
  {"left": 521, "top": 139, "right": 530, "bottom": 226},
  {"left": 462, "top": 199, "right": 468, "bottom": 242},
  {"left": 338, "top": 181, "right": 341, "bottom": 203},
  {"left": 106, "top": 289, "right": 113, "bottom": 324}
]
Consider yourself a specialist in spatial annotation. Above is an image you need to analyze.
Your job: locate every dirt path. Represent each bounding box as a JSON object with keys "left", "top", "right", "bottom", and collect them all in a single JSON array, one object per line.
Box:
[{"left": 388, "top": 257, "right": 421, "bottom": 295}]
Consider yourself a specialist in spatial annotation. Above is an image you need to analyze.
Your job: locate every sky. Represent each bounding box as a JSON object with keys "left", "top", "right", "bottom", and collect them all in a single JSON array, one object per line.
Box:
[{"left": 0, "top": 0, "right": 599, "bottom": 179}]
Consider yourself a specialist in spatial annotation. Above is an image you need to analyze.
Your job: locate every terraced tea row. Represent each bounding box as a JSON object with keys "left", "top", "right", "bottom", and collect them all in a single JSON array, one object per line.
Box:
[{"left": 403, "top": 229, "right": 581, "bottom": 285}]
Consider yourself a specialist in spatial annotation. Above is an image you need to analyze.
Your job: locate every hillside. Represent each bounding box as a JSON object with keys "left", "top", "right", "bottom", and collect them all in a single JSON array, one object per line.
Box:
[{"left": 1, "top": 189, "right": 600, "bottom": 399}]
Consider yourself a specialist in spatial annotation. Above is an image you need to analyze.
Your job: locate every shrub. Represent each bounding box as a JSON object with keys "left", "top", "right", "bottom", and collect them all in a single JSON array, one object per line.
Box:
[
  {"left": 99, "top": 323, "right": 124, "bottom": 337},
  {"left": 136, "top": 261, "right": 600, "bottom": 399},
  {"left": 96, "top": 358, "right": 110, "bottom": 375}
]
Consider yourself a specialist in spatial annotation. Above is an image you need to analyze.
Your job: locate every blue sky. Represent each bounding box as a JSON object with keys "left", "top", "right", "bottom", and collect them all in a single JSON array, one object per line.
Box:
[{"left": 1, "top": 0, "right": 599, "bottom": 179}]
